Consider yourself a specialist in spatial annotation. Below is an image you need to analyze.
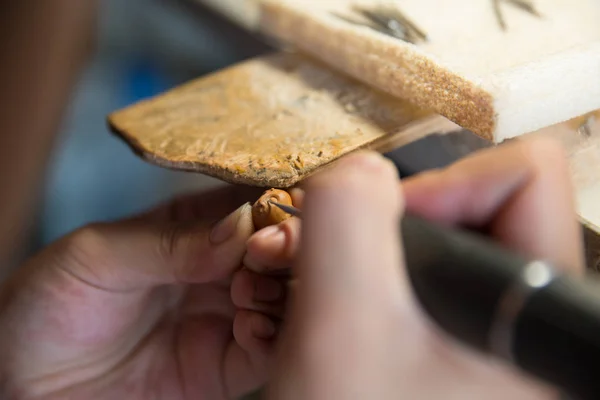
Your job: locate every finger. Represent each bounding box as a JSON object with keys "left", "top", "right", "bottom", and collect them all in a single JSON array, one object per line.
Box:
[
  {"left": 403, "top": 138, "right": 584, "bottom": 273},
  {"left": 231, "top": 269, "right": 286, "bottom": 318},
  {"left": 226, "top": 310, "right": 277, "bottom": 397},
  {"left": 58, "top": 202, "right": 255, "bottom": 292},
  {"left": 179, "top": 283, "right": 237, "bottom": 319},
  {"left": 233, "top": 310, "right": 278, "bottom": 347},
  {"left": 289, "top": 188, "right": 305, "bottom": 208},
  {"left": 297, "top": 151, "right": 407, "bottom": 313},
  {"left": 244, "top": 217, "right": 301, "bottom": 274}
]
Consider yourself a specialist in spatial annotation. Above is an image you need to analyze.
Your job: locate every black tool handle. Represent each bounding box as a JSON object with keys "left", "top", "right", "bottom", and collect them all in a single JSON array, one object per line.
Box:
[
  {"left": 513, "top": 278, "right": 600, "bottom": 400},
  {"left": 400, "top": 214, "right": 600, "bottom": 400}
]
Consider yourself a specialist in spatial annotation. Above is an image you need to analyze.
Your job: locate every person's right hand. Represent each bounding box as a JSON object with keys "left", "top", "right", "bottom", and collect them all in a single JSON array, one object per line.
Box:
[{"left": 235, "top": 138, "right": 585, "bottom": 399}]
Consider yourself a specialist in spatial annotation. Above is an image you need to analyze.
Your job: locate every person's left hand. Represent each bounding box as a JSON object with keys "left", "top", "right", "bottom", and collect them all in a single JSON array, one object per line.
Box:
[{"left": 0, "top": 185, "right": 284, "bottom": 400}]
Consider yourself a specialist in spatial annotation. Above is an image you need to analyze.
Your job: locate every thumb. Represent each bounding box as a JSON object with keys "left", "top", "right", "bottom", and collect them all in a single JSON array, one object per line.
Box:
[
  {"left": 57, "top": 202, "right": 254, "bottom": 291},
  {"left": 294, "top": 151, "right": 408, "bottom": 317},
  {"left": 267, "top": 152, "right": 409, "bottom": 399}
]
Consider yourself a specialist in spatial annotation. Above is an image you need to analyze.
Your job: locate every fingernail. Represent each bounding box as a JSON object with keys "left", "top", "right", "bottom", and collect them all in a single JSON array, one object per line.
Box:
[
  {"left": 254, "top": 317, "right": 277, "bottom": 339},
  {"left": 253, "top": 225, "right": 284, "bottom": 242},
  {"left": 244, "top": 226, "right": 287, "bottom": 271},
  {"left": 255, "top": 277, "right": 283, "bottom": 302},
  {"left": 210, "top": 203, "right": 250, "bottom": 245}
]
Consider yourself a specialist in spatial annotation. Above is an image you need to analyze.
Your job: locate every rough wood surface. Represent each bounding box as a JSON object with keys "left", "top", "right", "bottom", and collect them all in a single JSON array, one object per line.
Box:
[{"left": 109, "top": 52, "right": 457, "bottom": 188}]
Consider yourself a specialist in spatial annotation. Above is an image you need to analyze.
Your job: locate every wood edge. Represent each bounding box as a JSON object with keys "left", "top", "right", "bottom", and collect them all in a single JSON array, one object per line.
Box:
[
  {"left": 107, "top": 115, "right": 301, "bottom": 188},
  {"left": 490, "top": 42, "right": 600, "bottom": 142},
  {"left": 105, "top": 50, "right": 452, "bottom": 189},
  {"left": 107, "top": 111, "right": 453, "bottom": 189},
  {"left": 259, "top": 2, "right": 497, "bottom": 140}
]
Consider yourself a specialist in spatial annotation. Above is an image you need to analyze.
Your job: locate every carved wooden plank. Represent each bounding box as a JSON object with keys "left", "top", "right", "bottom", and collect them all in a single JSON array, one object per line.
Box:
[
  {"left": 109, "top": 52, "right": 457, "bottom": 188},
  {"left": 195, "top": 0, "right": 600, "bottom": 143}
]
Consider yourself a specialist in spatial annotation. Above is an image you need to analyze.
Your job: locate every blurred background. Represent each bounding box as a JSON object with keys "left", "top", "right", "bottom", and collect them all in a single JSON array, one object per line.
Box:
[{"left": 32, "top": 0, "right": 270, "bottom": 249}]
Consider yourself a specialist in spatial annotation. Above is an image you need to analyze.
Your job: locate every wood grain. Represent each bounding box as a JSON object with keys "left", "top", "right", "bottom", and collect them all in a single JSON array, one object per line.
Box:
[{"left": 109, "top": 52, "right": 456, "bottom": 188}]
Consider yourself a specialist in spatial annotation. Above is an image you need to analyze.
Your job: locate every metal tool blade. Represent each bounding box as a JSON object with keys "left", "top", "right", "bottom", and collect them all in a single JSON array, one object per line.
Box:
[{"left": 269, "top": 201, "right": 303, "bottom": 218}]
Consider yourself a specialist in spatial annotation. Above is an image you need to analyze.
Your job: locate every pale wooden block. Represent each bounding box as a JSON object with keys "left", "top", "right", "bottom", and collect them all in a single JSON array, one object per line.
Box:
[{"left": 196, "top": 0, "right": 600, "bottom": 142}]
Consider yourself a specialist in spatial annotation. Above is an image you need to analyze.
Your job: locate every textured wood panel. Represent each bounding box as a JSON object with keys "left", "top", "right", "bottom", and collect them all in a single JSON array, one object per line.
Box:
[{"left": 109, "top": 52, "right": 456, "bottom": 188}]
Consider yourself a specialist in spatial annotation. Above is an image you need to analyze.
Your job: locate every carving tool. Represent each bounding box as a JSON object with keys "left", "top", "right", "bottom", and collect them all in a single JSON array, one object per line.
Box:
[
  {"left": 269, "top": 201, "right": 600, "bottom": 400},
  {"left": 268, "top": 201, "right": 302, "bottom": 218}
]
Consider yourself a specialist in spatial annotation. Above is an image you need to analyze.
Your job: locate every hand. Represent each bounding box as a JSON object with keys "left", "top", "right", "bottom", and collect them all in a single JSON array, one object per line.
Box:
[
  {"left": 0, "top": 185, "right": 277, "bottom": 400},
  {"left": 239, "top": 139, "right": 584, "bottom": 399}
]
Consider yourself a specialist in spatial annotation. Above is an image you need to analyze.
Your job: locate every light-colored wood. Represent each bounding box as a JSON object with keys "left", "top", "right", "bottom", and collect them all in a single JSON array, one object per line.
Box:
[
  {"left": 109, "top": 52, "right": 456, "bottom": 188},
  {"left": 195, "top": 0, "right": 600, "bottom": 143}
]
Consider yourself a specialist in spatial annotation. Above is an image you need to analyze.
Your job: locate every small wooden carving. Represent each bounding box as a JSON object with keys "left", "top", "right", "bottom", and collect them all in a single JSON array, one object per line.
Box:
[{"left": 252, "top": 188, "right": 294, "bottom": 229}]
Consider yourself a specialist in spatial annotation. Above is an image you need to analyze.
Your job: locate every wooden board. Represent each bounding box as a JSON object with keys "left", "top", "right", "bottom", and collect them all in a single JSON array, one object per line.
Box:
[
  {"left": 109, "top": 52, "right": 458, "bottom": 188},
  {"left": 195, "top": 0, "right": 600, "bottom": 143}
]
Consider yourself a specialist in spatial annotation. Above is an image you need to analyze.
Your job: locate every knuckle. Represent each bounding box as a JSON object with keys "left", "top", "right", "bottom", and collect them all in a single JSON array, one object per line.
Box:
[
  {"left": 230, "top": 270, "right": 251, "bottom": 307},
  {"left": 525, "top": 137, "right": 565, "bottom": 156},
  {"left": 336, "top": 153, "right": 398, "bottom": 192},
  {"left": 157, "top": 224, "right": 205, "bottom": 282},
  {"left": 524, "top": 138, "right": 568, "bottom": 169},
  {"left": 158, "top": 225, "right": 186, "bottom": 279},
  {"left": 500, "top": 137, "right": 566, "bottom": 172},
  {"left": 64, "top": 223, "right": 109, "bottom": 263},
  {"left": 57, "top": 224, "right": 111, "bottom": 283},
  {"left": 158, "top": 224, "right": 181, "bottom": 261},
  {"left": 307, "top": 151, "right": 396, "bottom": 193},
  {"left": 280, "top": 218, "right": 301, "bottom": 260}
]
